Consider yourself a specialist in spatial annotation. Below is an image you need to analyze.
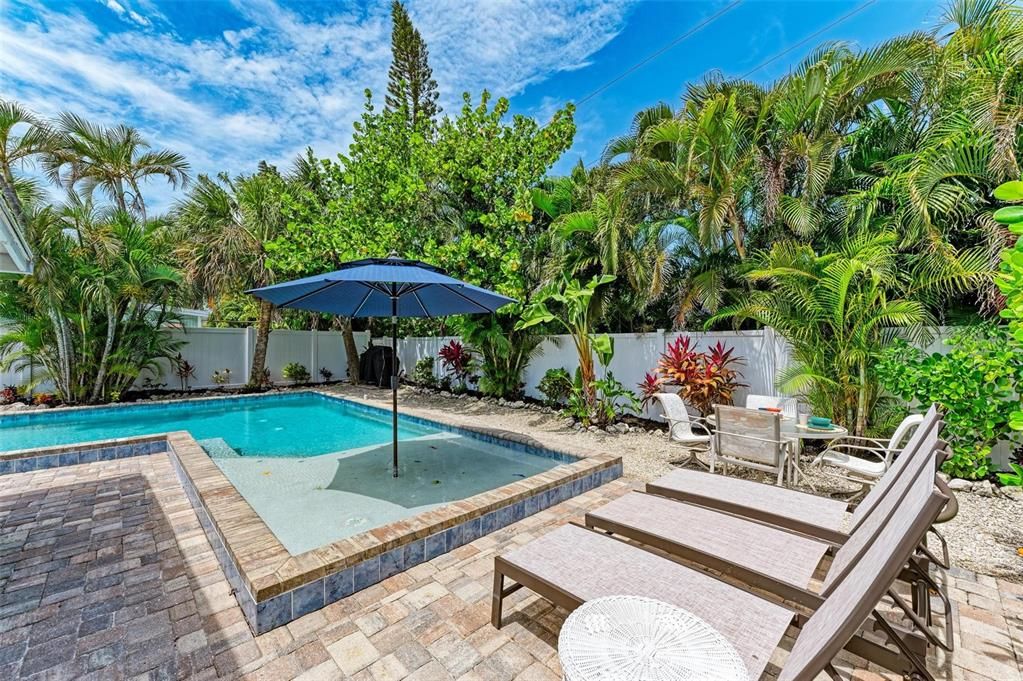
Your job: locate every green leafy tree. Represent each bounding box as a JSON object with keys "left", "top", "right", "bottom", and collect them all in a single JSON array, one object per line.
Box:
[{"left": 385, "top": 1, "right": 440, "bottom": 128}]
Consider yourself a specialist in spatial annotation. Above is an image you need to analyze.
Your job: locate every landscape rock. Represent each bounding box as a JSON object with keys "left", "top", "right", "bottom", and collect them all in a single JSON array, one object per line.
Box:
[
  {"left": 998, "top": 486, "right": 1023, "bottom": 501},
  {"left": 561, "top": 418, "right": 576, "bottom": 429},
  {"left": 508, "top": 401, "right": 525, "bottom": 409},
  {"left": 974, "top": 480, "right": 995, "bottom": 497},
  {"left": 947, "top": 479, "right": 974, "bottom": 492},
  {"left": 1, "top": 402, "right": 29, "bottom": 412},
  {"left": 439, "top": 391, "right": 452, "bottom": 398}
]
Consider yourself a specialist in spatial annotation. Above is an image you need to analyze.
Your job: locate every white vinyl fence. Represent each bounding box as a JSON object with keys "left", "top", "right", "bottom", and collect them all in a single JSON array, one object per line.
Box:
[
  {"left": 0, "top": 327, "right": 370, "bottom": 391},
  {"left": 2, "top": 324, "right": 1014, "bottom": 468}
]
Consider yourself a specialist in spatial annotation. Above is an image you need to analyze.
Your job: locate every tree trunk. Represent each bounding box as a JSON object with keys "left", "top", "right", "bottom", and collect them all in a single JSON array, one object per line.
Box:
[
  {"left": 89, "top": 300, "right": 117, "bottom": 403},
  {"left": 855, "top": 359, "right": 868, "bottom": 437},
  {"left": 341, "top": 318, "right": 360, "bottom": 385},
  {"left": 248, "top": 300, "right": 273, "bottom": 386}
]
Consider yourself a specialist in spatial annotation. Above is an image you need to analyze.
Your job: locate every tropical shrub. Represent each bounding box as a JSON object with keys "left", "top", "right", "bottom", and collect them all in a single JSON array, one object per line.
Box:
[
  {"left": 516, "top": 275, "right": 615, "bottom": 407},
  {"left": 0, "top": 385, "right": 19, "bottom": 405},
  {"left": 211, "top": 369, "right": 232, "bottom": 385},
  {"left": 319, "top": 367, "right": 334, "bottom": 382},
  {"left": 458, "top": 315, "right": 543, "bottom": 399},
  {"left": 411, "top": 357, "right": 437, "bottom": 387},
  {"left": 538, "top": 368, "right": 572, "bottom": 406},
  {"left": 282, "top": 362, "right": 310, "bottom": 384},
  {"left": 877, "top": 326, "right": 1023, "bottom": 480},
  {"left": 997, "top": 463, "right": 1023, "bottom": 487},
  {"left": 438, "top": 340, "right": 476, "bottom": 390},
  {"left": 174, "top": 355, "right": 197, "bottom": 391},
  {"left": 563, "top": 339, "right": 639, "bottom": 427},
  {"left": 32, "top": 393, "right": 58, "bottom": 407},
  {"left": 639, "top": 337, "right": 744, "bottom": 415},
  {"left": 994, "top": 178, "right": 1023, "bottom": 430}
]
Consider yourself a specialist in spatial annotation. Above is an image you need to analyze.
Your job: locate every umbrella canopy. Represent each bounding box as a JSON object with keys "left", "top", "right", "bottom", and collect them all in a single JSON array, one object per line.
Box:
[
  {"left": 248, "top": 254, "right": 516, "bottom": 477},
  {"left": 248, "top": 256, "right": 515, "bottom": 317}
]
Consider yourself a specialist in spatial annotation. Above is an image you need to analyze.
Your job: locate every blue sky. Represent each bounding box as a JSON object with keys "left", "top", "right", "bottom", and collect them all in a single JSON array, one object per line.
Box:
[{"left": 1, "top": 0, "right": 946, "bottom": 211}]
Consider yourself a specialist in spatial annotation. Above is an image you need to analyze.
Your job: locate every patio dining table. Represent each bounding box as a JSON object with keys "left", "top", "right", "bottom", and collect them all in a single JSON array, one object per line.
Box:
[{"left": 705, "top": 411, "right": 848, "bottom": 484}]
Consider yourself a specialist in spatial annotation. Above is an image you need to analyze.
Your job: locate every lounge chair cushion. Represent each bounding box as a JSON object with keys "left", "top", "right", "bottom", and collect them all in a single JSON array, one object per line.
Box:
[
  {"left": 500, "top": 524, "right": 793, "bottom": 680},
  {"left": 587, "top": 492, "right": 829, "bottom": 589},
  {"left": 649, "top": 468, "right": 848, "bottom": 532}
]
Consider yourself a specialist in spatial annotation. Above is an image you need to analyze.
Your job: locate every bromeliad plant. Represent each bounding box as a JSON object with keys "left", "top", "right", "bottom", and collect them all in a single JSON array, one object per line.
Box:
[{"left": 639, "top": 336, "right": 744, "bottom": 415}]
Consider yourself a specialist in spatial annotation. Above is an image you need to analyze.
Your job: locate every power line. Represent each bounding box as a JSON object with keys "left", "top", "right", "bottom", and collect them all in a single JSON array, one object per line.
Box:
[
  {"left": 740, "top": 0, "right": 878, "bottom": 79},
  {"left": 577, "top": 0, "right": 745, "bottom": 106}
]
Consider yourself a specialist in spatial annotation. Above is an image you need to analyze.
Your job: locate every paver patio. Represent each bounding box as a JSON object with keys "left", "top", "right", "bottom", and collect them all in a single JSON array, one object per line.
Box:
[{"left": 0, "top": 453, "right": 1020, "bottom": 680}]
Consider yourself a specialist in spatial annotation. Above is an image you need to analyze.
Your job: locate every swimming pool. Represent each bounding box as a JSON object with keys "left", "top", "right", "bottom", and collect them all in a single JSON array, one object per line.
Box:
[
  {"left": 1, "top": 390, "right": 623, "bottom": 634},
  {"left": 0, "top": 392, "right": 430, "bottom": 456}
]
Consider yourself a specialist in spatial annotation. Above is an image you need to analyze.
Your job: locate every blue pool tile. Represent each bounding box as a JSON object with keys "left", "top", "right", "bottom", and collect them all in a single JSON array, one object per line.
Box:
[
  {"left": 496, "top": 505, "right": 513, "bottom": 529},
  {"left": 511, "top": 500, "right": 526, "bottom": 522},
  {"left": 292, "top": 579, "right": 325, "bottom": 619},
  {"left": 59, "top": 451, "right": 79, "bottom": 467},
  {"left": 354, "top": 556, "right": 380, "bottom": 591},
  {"left": 80, "top": 449, "right": 100, "bottom": 464},
  {"left": 15, "top": 457, "right": 38, "bottom": 473},
  {"left": 424, "top": 533, "right": 446, "bottom": 561},
  {"left": 380, "top": 548, "right": 404, "bottom": 579},
  {"left": 462, "top": 517, "right": 481, "bottom": 544},
  {"left": 99, "top": 448, "right": 116, "bottom": 461},
  {"left": 481, "top": 511, "right": 499, "bottom": 536},
  {"left": 0, "top": 458, "right": 14, "bottom": 475},
  {"left": 524, "top": 494, "right": 539, "bottom": 516},
  {"left": 115, "top": 445, "right": 133, "bottom": 459},
  {"left": 325, "top": 567, "right": 355, "bottom": 603},
  {"left": 403, "top": 540, "right": 425, "bottom": 568},
  {"left": 151, "top": 440, "right": 168, "bottom": 454},
  {"left": 256, "top": 592, "right": 292, "bottom": 634},
  {"left": 444, "top": 524, "right": 464, "bottom": 551}
]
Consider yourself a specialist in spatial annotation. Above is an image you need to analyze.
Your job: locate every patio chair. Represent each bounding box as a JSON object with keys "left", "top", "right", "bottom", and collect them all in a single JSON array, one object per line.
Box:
[
  {"left": 648, "top": 404, "right": 943, "bottom": 545},
  {"left": 745, "top": 393, "right": 798, "bottom": 418},
  {"left": 492, "top": 472, "right": 949, "bottom": 680},
  {"left": 711, "top": 404, "right": 790, "bottom": 484},
  {"left": 583, "top": 427, "right": 956, "bottom": 652},
  {"left": 810, "top": 413, "right": 925, "bottom": 499},
  {"left": 650, "top": 392, "right": 711, "bottom": 467}
]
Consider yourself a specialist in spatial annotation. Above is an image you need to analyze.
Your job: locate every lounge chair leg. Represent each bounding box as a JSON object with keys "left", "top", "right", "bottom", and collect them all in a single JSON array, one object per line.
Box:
[{"left": 491, "top": 570, "right": 504, "bottom": 629}]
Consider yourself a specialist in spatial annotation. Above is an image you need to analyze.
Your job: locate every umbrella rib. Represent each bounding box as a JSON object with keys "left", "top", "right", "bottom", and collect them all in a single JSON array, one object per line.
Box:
[
  {"left": 411, "top": 288, "right": 432, "bottom": 318},
  {"left": 350, "top": 286, "right": 375, "bottom": 317},
  {"left": 439, "top": 284, "right": 493, "bottom": 314},
  {"left": 275, "top": 280, "right": 345, "bottom": 309}
]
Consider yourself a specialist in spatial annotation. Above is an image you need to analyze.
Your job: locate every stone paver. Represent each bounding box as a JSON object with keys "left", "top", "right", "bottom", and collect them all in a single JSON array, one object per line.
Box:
[{"left": 0, "top": 453, "right": 1019, "bottom": 680}]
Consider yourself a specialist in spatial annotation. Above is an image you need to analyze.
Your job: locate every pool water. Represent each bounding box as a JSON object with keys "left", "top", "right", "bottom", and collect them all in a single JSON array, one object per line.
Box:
[
  {"left": 0, "top": 393, "right": 565, "bottom": 553},
  {"left": 0, "top": 393, "right": 430, "bottom": 455}
]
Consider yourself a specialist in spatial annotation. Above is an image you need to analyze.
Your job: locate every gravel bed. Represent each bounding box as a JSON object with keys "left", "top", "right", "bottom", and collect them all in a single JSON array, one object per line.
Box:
[{"left": 332, "top": 385, "right": 1023, "bottom": 583}]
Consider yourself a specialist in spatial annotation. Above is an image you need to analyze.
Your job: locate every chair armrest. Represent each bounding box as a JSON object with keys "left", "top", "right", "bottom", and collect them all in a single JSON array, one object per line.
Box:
[
  {"left": 816, "top": 441, "right": 895, "bottom": 467},
  {"left": 664, "top": 414, "right": 712, "bottom": 438}
]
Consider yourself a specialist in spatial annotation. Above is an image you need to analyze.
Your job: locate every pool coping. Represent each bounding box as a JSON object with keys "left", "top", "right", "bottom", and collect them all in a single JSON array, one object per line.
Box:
[{"left": 1, "top": 389, "right": 623, "bottom": 634}]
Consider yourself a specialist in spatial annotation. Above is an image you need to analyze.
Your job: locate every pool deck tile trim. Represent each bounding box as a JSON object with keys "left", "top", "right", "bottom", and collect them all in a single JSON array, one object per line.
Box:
[{"left": 1, "top": 389, "right": 623, "bottom": 634}]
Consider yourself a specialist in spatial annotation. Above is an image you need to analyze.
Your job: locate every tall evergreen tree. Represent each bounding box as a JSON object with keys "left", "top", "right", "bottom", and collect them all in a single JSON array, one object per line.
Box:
[{"left": 385, "top": 1, "right": 440, "bottom": 127}]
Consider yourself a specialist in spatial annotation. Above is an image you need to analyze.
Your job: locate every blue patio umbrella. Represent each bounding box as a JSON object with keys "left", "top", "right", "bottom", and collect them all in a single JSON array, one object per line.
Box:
[{"left": 248, "top": 253, "right": 516, "bottom": 476}]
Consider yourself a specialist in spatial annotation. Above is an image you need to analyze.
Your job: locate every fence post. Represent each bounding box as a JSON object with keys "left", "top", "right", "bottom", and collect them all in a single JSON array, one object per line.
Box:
[
  {"left": 656, "top": 328, "right": 666, "bottom": 354},
  {"left": 310, "top": 328, "right": 318, "bottom": 381},
  {"left": 243, "top": 327, "right": 253, "bottom": 384}
]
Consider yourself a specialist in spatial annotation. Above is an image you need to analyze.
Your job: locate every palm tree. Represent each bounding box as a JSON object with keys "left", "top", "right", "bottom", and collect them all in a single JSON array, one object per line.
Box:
[
  {"left": 174, "top": 165, "right": 288, "bottom": 386},
  {"left": 45, "top": 113, "right": 190, "bottom": 221},
  {"left": 0, "top": 99, "right": 55, "bottom": 229},
  {"left": 710, "top": 230, "right": 988, "bottom": 434}
]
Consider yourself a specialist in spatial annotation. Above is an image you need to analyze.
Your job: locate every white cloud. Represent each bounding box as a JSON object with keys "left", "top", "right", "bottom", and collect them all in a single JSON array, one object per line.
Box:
[{"left": 3, "top": 0, "right": 634, "bottom": 212}]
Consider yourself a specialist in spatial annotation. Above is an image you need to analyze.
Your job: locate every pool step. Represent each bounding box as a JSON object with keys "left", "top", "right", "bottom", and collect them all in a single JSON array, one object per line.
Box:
[{"left": 199, "top": 438, "right": 242, "bottom": 459}]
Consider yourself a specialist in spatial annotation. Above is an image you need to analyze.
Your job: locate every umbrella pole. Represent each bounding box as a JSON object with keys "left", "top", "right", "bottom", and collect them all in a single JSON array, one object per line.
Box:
[{"left": 391, "top": 293, "right": 399, "bottom": 478}]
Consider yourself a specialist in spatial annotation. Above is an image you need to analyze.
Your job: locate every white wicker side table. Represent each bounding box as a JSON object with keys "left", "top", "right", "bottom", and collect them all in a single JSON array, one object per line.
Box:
[{"left": 558, "top": 596, "right": 749, "bottom": 681}]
